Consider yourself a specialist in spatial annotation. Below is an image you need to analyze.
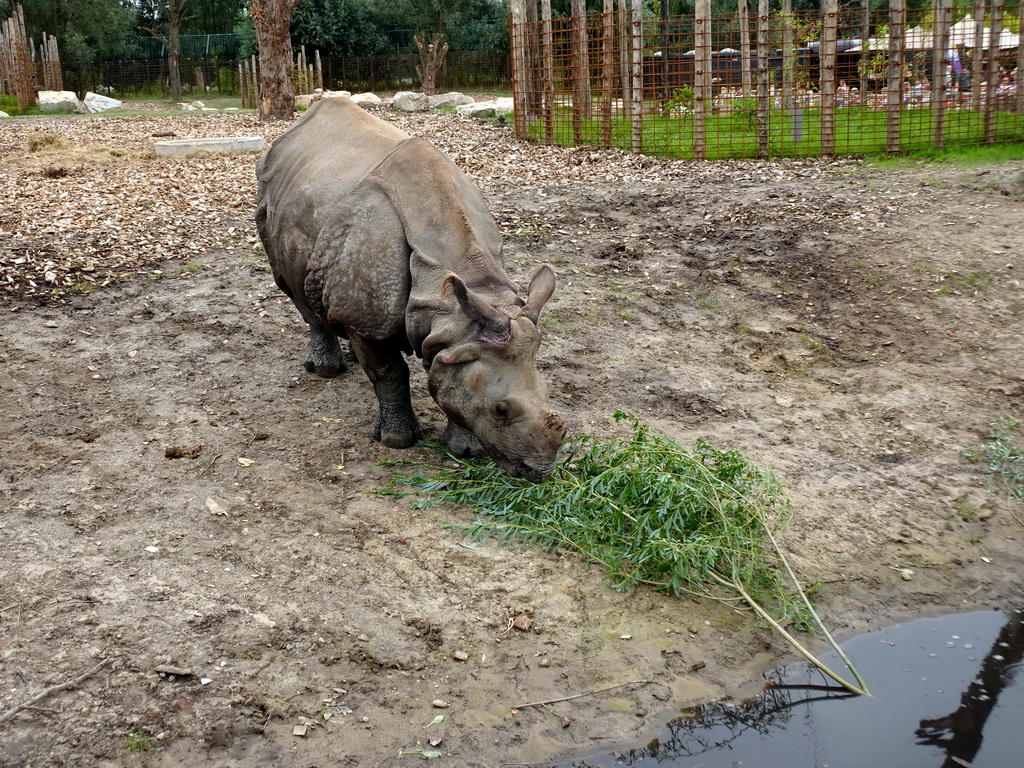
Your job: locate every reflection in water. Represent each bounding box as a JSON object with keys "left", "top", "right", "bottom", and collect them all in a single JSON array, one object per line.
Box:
[
  {"left": 638, "top": 684, "right": 858, "bottom": 762},
  {"left": 565, "top": 609, "right": 1023, "bottom": 768},
  {"left": 915, "top": 609, "right": 1024, "bottom": 768}
]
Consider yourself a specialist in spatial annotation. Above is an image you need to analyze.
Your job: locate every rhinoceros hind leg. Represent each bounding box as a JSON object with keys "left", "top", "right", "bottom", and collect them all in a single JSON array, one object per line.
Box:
[
  {"left": 349, "top": 335, "right": 421, "bottom": 449},
  {"left": 442, "top": 422, "right": 484, "bottom": 458},
  {"left": 303, "top": 325, "right": 346, "bottom": 378}
]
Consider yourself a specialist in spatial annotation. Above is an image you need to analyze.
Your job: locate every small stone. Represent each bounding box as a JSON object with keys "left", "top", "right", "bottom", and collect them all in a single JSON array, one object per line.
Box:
[
  {"left": 900, "top": 568, "right": 914, "bottom": 581},
  {"left": 451, "top": 650, "right": 469, "bottom": 662},
  {"left": 292, "top": 724, "right": 307, "bottom": 737},
  {"left": 431, "top": 699, "right": 449, "bottom": 709},
  {"left": 538, "top": 658, "right": 551, "bottom": 668}
]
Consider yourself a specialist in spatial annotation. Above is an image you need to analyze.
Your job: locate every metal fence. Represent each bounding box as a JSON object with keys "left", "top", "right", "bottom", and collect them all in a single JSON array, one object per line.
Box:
[
  {"left": 62, "top": 49, "right": 511, "bottom": 100},
  {"left": 510, "top": 0, "right": 1024, "bottom": 159}
]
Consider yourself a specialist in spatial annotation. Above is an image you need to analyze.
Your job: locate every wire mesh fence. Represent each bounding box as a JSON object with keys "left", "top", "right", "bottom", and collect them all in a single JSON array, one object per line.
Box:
[{"left": 510, "top": 0, "right": 1024, "bottom": 159}]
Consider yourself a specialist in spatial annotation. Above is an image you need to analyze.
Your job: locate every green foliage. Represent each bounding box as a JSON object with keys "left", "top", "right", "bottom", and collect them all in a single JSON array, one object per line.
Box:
[
  {"left": 381, "top": 412, "right": 870, "bottom": 694},
  {"left": 292, "top": 0, "right": 391, "bottom": 56},
  {"left": 6, "top": 0, "right": 135, "bottom": 66},
  {"left": 384, "top": 412, "right": 800, "bottom": 617},
  {"left": 964, "top": 419, "right": 1024, "bottom": 504},
  {"left": 528, "top": 104, "right": 1024, "bottom": 161}
]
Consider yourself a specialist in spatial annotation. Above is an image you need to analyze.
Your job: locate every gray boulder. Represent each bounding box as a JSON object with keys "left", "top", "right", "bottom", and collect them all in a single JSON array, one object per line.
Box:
[
  {"left": 428, "top": 92, "right": 475, "bottom": 109},
  {"left": 84, "top": 92, "right": 123, "bottom": 113},
  {"left": 392, "top": 91, "right": 429, "bottom": 112},
  {"left": 38, "top": 90, "right": 83, "bottom": 113}
]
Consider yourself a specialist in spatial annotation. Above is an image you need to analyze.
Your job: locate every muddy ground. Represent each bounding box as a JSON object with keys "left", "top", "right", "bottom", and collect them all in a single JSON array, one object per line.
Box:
[{"left": 1, "top": 104, "right": 1023, "bottom": 768}]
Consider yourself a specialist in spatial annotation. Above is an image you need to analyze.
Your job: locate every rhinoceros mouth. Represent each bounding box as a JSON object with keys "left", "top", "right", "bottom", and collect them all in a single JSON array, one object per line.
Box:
[{"left": 495, "top": 454, "right": 557, "bottom": 484}]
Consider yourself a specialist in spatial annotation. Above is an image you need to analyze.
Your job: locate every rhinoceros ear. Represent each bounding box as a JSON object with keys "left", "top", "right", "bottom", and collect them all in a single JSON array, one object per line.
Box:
[
  {"left": 445, "top": 274, "right": 511, "bottom": 342},
  {"left": 524, "top": 265, "right": 556, "bottom": 323},
  {"left": 433, "top": 341, "right": 483, "bottom": 366}
]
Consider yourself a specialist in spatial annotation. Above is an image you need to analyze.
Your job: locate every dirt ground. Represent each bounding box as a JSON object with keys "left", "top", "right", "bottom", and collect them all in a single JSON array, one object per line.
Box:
[{"left": 1, "top": 103, "right": 1023, "bottom": 768}]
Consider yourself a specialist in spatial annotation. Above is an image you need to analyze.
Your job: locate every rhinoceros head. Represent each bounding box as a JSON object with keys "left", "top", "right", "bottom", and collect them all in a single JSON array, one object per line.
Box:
[{"left": 424, "top": 265, "right": 567, "bottom": 483}]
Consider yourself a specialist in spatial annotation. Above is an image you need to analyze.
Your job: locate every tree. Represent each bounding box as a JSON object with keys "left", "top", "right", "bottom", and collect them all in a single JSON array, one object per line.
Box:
[
  {"left": 140, "top": 0, "right": 195, "bottom": 103},
  {"left": 3, "top": 0, "right": 134, "bottom": 67},
  {"left": 251, "top": 0, "right": 301, "bottom": 120},
  {"left": 291, "top": 0, "right": 390, "bottom": 56}
]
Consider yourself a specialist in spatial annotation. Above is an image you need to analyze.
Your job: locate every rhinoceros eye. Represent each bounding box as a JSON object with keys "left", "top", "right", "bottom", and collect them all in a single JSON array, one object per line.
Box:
[{"left": 493, "top": 401, "right": 511, "bottom": 419}]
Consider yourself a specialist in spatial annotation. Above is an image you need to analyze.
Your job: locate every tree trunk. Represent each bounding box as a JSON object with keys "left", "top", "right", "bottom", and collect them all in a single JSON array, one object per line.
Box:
[
  {"left": 252, "top": 0, "right": 300, "bottom": 121},
  {"left": 168, "top": 22, "right": 182, "bottom": 103}
]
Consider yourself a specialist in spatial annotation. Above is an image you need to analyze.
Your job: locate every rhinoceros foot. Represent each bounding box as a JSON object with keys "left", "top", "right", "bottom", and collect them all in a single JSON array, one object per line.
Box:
[
  {"left": 303, "top": 325, "right": 346, "bottom": 378},
  {"left": 441, "top": 422, "right": 485, "bottom": 458},
  {"left": 371, "top": 412, "right": 422, "bottom": 449}
]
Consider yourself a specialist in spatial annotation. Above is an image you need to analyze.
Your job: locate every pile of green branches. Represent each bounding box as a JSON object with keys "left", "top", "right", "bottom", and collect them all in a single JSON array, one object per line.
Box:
[{"left": 380, "top": 411, "right": 868, "bottom": 695}]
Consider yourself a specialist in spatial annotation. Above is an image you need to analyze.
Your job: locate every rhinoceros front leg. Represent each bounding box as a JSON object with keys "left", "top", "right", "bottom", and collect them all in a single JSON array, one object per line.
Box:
[
  {"left": 303, "top": 324, "right": 346, "bottom": 379},
  {"left": 347, "top": 335, "right": 421, "bottom": 448}
]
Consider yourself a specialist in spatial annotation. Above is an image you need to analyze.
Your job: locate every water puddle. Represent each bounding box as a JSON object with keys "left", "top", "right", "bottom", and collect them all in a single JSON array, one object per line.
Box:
[{"left": 563, "top": 608, "right": 1024, "bottom": 768}]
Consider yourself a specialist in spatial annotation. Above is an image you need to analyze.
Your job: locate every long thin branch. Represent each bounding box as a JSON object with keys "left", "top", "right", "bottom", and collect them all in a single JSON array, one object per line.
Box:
[
  {"left": 512, "top": 679, "right": 654, "bottom": 710},
  {"left": 0, "top": 658, "right": 111, "bottom": 724}
]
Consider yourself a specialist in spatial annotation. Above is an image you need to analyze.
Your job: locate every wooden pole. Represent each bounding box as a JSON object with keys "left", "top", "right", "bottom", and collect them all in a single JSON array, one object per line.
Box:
[
  {"left": 602, "top": 0, "right": 614, "bottom": 147},
  {"left": 820, "top": 0, "right": 838, "bottom": 156},
  {"left": 739, "top": 0, "right": 751, "bottom": 97},
  {"left": 541, "top": 0, "right": 554, "bottom": 143},
  {"left": 984, "top": 0, "right": 1004, "bottom": 143},
  {"left": 1017, "top": 0, "right": 1024, "bottom": 114},
  {"left": 510, "top": 0, "right": 529, "bottom": 137},
  {"left": 694, "top": 0, "right": 711, "bottom": 160},
  {"left": 932, "top": 0, "right": 952, "bottom": 148},
  {"left": 782, "top": 0, "right": 794, "bottom": 115},
  {"left": 619, "top": 0, "right": 632, "bottom": 132},
  {"left": 630, "top": 0, "right": 642, "bottom": 153},
  {"left": 571, "top": 0, "right": 590, "bottom": 144},
  {"left": 859, "top": 0, "right": 870, "bottom": 102},
  {"left": 971, "top": 0, "right": 984, "bottom": 108},
  {"left": 757, "top": 0, "right": 770, "bottom": 157},
  {"left": 886, "top": 0, "right": 906, "bottom": 153}
]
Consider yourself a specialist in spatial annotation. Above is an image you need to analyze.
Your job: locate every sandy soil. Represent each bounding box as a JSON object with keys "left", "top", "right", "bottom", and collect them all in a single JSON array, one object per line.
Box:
[{"left": 1, "top": 104, "right": 1023, "bottom": 768}]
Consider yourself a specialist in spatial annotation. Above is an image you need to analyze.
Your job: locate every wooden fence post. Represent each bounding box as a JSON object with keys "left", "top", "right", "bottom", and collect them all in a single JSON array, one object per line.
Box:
[
  {"left": 618, "top": 0, "right": 631, "bottom": 132},
  {"left": 571, "top": 0, "right": 590, "bottom": 144},
  {"left": 757, "top": 0, "right": 770, "bottom": 157},
  {"left": 541, "top": 0, "right": 555, "bottom": 143},
  {"left": 820, "top": 0, "right": 838, "bottom": 157},
  {"left": 601, "top": 0, "right": 614, "bottom": 147},
  {"left": 630, "top": 0, "right": 642, "bottom": 153},
  {"left": 932, "top": 0, "right": 952, "bottom": 148},
  {"left": 971, "top": 0, "right": 984, "bottom": 108},
  {"left": 886, "top": 0, "right": 906, "bottom": 153},
  {"left": 782, "top": 0, "right": 795, "bottom": 116},
  {"left": 739, "top": 0, "right": 751, "bottom": 98},
  {"left": 694, "top": 0, "right": 710, "bottom": 160},
  {"left": 984, "top": 0, "right": 1004, "bottom": 143},
  {"left": 1017, "top": 0, "right": 1024, "bottom": 114},
  {"left": 859, "top": 0, "right": 870, "bottom": 100},
  {"left": 510, "top": 0, "right": 528, "bottom": 137}
]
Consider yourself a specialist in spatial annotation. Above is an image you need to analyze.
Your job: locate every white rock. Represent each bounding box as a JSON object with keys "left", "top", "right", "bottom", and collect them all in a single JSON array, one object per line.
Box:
[
  {"left": 392, "top": 91, "right": 429, "bottom": 112},
  {"left": 494, "top": 97, "right": 515, "bottom": 115},
  {"left": 0, "top": 110, "right": 8, "bottom": 118},
  {"left": 322, "top": 89, "right": 351, "bottom": 100},
  {"left": 428, "top": 91, "right": 475, "bottom": 109},
  {"left": 349, "top": 92, "right": 381, "bottom": 104},
  {"left": 38, "top": 90, "right": 82, "bottom": 113},
  {"left": 456, "top": 101, "right": 497, "bottom": 118},
  {"left": 83, "top": 91, "right": 123, "bottom": 113},
  {"left": 155, "top": 136, "right": 265, "bottom": 157}
]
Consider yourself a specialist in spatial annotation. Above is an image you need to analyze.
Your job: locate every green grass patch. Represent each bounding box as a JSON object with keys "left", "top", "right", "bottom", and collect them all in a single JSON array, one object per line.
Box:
[
  {"left": 964, "top": 419, "right": 1024, "bottom": 506},
  {"left": 381, "top": 411, "right": 868, "bottom": 694},
  {"left": 527, "top": 104, "right": 1024, "bottom": 160}
]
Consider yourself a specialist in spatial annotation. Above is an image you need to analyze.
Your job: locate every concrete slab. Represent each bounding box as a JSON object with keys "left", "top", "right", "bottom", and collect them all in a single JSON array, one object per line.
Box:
[{"left": 155, "top": 136, "right": 265, "bottom": 158}]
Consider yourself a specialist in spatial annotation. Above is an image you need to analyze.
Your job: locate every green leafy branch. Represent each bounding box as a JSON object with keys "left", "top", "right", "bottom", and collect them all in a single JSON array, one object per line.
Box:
[{"left": 379, "top": 411, "right": 868, "bottom": 696}]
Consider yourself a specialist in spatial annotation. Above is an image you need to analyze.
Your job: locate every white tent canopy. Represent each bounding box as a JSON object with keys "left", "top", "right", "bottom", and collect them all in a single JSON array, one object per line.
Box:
[{"left": 949, "top": 15, "right": 1021, "bottom": 49}]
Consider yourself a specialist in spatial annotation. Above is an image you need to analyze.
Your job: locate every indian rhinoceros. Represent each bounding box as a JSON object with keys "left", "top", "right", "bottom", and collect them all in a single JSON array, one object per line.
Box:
[{"left": 255, "top": 97, "right": 567, "bottom": 482}]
